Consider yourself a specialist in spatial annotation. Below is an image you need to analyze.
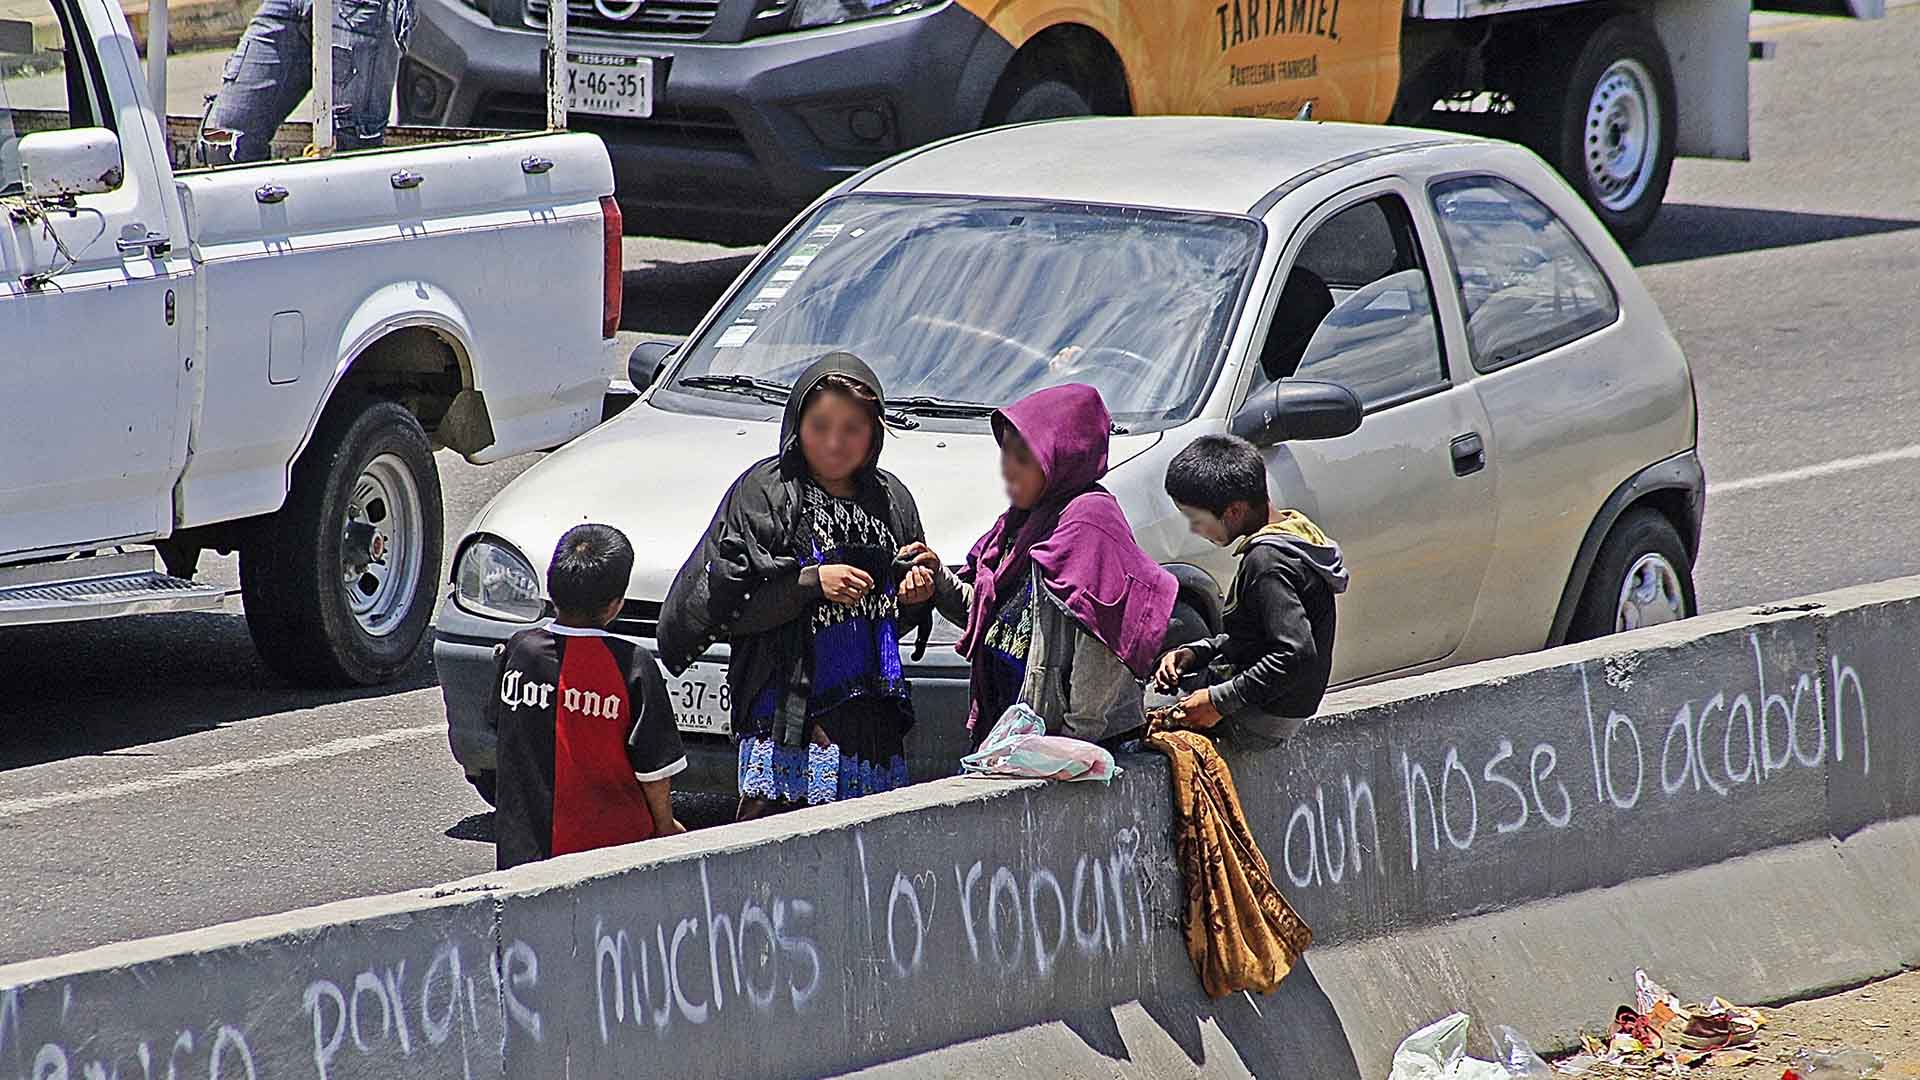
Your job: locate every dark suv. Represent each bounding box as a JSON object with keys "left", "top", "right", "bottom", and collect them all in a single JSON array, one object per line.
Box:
[{"left": 398, "top": 0, "right": 1096, "bottom": 244}]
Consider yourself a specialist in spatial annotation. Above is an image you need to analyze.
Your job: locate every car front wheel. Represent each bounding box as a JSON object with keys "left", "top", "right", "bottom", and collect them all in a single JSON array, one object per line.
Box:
[{"left": 1568, "top": 508, "right": 1696, "bottom": 643}]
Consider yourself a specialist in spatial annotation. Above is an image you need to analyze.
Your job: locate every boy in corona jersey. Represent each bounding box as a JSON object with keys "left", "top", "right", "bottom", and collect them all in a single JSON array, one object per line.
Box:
[{"left": 492, "top": 524, "right": 687, "bottom": 870}]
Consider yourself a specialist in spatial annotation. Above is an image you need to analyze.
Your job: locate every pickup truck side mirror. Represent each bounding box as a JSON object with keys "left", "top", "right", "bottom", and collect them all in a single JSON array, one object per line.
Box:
[
  {"left": 1230, "top": 380, "right": 1363, "bottom": 446},
  {"left": 17, "top": 127, "right": 123, "bottom": 198},
  {"left": 627, "top": 340, "right": 678, "bottom": 389}
]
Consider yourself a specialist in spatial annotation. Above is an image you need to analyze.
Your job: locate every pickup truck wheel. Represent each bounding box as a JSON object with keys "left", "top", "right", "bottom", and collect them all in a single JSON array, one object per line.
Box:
[
  {"left": 1525, "top": 16, "right": 1676, "bottom": 244},
  {"left": 1567, "top": 508, "right": 1695, "bottom": 643},
  {"left": 241, "top": 400, "right": 444, "bottom": 686}
]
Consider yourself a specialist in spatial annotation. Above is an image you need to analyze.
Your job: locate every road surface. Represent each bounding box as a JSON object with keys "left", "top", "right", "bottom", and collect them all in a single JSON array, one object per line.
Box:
[{"left": 1, "top": 8, "right": 1916, "bottom": 963}]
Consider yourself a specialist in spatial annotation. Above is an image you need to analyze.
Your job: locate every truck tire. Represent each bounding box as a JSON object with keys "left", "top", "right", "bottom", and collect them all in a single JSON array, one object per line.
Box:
[
  {"left": 1525, "top": 16, "right": 1676, "bottom": 244},
  {"left": 996, "top": 78, "right": 1093, "bottom": 125},
  {"left": 241, "top": 400, "right": 444, "bottom": 686},
  {"left": 1566, "top": 508, "right": 1696, "bottom": 643}
]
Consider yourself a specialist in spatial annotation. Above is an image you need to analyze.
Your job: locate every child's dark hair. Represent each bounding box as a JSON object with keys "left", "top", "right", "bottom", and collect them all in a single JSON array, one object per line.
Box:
[
  {"left": 1164, "top": 434, "right": 1271, "bottom": 519},
  {"left": 547, "top": 524, "right": 634, "bottom": 615}
]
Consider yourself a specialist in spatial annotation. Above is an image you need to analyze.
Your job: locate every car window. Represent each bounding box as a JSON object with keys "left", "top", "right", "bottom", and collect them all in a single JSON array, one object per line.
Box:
[
  {"left": 1430, "top": 176, "right": 1619, "bottom": 372},
  {"left": 1248, "top": 194, "right": 1448, "bottom": 410},
  {"left": 0, "top": 0, "right": 112, "bottom": 196},
  {"left": 657, "top": 195, "right": 1263, "bottom": 432}
]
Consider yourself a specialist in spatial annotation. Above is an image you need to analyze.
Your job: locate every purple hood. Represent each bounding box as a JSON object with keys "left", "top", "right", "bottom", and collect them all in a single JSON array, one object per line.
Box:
[{"left": 959, "top": 385, "right": 1178, "bottom": 712}]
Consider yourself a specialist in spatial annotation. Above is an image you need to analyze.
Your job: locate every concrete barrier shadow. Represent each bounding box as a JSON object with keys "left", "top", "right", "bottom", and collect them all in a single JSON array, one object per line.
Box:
[{"left": 3, "top": 576, "right": 1919, "bottom": 1077}]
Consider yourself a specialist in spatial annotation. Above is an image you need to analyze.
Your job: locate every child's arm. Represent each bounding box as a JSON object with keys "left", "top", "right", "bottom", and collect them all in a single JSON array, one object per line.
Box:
[
  {"left": 638, "top": 779, "right": 683, "bottom": 837},
  {"left": 1210, "top": 560, "right": 1318, "bottom": 718},
  {"left": 931, "top": 565, "right": 972, "bottom": 626},
  {"left": 627, "top": 652, "right": 690, "bottom": 835}
]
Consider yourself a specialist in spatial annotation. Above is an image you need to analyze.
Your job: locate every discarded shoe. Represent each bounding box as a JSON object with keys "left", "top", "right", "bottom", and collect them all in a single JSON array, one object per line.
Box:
[{"left": 1581, "top": 971, "right": 1768, "bottom": 1069}]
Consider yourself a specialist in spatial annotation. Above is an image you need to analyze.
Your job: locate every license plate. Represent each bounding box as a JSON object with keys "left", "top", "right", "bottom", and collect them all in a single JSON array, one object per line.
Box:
[
  {"left": 565, "top": 52, "right": 652, "bottom": 119},
  {"left": 667, "top": 661, "right": 730, "bottom": 736}
]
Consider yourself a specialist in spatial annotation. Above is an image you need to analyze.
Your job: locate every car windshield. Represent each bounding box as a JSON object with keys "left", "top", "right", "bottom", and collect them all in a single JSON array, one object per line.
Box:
[{"left": 657, "top": 195, "right": 1264, "bottom": 430}]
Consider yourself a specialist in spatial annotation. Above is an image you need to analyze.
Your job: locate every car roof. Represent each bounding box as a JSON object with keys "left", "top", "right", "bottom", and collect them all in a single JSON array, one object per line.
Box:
[{"left": 850, "top": 116, "right": 1476, "bottom": 216}]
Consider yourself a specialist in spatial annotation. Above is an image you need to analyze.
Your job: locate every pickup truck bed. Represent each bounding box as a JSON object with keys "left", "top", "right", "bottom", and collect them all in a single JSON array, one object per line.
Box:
[
  {"left": 3, "top": 0, "right": 620, "bottom": 687},
  {"left": 172, "top": 131, "right": 614, "bottom": 528}
]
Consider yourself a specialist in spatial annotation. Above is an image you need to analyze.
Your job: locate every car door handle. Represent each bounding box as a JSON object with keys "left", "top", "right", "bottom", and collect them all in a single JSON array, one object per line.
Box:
[
  {"left": 255, "top": 183, "right": 290, "bottom": 204},
  {"left": 1450, "top": 432, "right": 1486, "bottom": 477},
  {"left": 390, "top": 169, "right": 425, "bottom": 190}
]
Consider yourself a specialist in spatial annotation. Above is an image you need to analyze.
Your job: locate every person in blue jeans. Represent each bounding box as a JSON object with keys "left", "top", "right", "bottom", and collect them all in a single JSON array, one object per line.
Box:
[{"left": 203, "top": 0, "right": 413, "bottom": 162}]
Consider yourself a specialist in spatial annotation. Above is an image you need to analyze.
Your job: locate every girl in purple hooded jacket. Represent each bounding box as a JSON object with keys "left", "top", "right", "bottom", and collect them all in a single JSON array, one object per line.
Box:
[{"left": 908, "top": 384, "right": 1178, "bottom": 748}]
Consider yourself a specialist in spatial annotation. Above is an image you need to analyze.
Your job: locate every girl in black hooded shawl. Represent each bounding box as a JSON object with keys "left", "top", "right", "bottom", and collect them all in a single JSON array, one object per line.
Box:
[{"left": 658, "top": 353, "right": 935, "bottom": 820}]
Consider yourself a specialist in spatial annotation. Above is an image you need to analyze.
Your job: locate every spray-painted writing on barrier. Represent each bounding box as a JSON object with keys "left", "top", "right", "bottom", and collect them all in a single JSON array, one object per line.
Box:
[
  {"left": 1278, "top": 634, "right": 1871, "bottom": 890},
  {"left": 0, "top": 938, "right": 543, "bottom": 1080},
  {"left": 0, "top": 816, "right": 1159, "bottom": 1076},
  {"left": 590, "top": 823, "right": 1154, "bottom": 1047}
]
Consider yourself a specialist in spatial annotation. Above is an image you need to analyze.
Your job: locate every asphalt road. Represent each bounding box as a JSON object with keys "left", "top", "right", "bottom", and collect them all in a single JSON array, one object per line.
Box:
[{"left": 3, "top": 8, "right": 1918, "bottom": 964}]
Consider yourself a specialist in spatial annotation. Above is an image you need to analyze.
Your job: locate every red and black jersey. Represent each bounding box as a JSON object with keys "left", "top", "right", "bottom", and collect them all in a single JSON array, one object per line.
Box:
[{"left": 491, "top": 625, "right": 686, "bottom": 870}]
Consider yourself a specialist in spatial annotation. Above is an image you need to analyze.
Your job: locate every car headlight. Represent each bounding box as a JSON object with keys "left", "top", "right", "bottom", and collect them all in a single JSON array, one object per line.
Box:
[
  {"left": 454, "top": 539, "right": 546, "bottom": 623},
  {"left": 790, "top": 0, "right": 925, "bottom": 30}
]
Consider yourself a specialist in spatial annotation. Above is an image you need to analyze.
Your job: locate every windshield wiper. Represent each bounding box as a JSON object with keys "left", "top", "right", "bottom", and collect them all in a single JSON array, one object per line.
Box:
[
  {"left": 889, "top": 395, "right": 998, "bottom": 419},
  {"left": 677, "top": 373, "right": 791, "bottom": 404}
]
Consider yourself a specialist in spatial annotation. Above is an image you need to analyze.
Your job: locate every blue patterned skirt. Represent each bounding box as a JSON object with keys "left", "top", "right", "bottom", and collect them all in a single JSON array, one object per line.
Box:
[{"left": 737, "top": 698, "right": 909, "bottom": 805}]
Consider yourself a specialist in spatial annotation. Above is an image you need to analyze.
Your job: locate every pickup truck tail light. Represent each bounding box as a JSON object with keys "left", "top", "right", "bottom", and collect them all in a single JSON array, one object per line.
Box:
[{"left": 601, "top": 195, "right": 623, "bottom": 339}]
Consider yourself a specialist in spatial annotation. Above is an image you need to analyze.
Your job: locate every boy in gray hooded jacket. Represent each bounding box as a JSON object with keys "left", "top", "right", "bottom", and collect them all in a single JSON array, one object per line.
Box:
[{"left": 1156, "top": 434, "right": 1350, "bottom": 745}]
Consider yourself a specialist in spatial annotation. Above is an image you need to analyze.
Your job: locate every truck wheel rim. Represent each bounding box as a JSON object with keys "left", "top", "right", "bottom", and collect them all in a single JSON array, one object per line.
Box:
[
  {"left": 1616, "top": 552, "right": 1684, "bottom": 633},
  {"left": 1585, "top": 59, "right": 1659, "bottom": 213},
  {"left": 342, "top": 453, "right": 424, "bottom": 638}
]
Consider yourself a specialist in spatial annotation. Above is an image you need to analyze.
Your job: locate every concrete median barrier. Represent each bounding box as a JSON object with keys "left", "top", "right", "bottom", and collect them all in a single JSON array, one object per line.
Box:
[{"left": 5, "top": 577, "right": 1920, "bottom": 1078}]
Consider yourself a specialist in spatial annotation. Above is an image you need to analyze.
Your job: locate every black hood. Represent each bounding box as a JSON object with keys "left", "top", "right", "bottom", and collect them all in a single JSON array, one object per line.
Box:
[{"left": 778, "top": 351, "right": 887, "bottom": 480}]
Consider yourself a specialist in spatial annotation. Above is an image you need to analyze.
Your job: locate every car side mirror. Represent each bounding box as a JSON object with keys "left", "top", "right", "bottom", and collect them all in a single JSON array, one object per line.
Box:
[
  {"left": 1230, "top": 380, "right": 1362, "bottom": 446},
  {"left": 627, "top": 340, "right": 678, "bottom": 389},
  {"left": 17, "top": 127, "right": 123, "bottom": 198}
]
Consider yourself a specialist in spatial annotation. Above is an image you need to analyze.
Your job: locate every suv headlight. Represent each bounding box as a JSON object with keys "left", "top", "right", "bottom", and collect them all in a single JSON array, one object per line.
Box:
[
  {"left": 454, "top": 538, "right": 546, "bottom": 623},
  {"left": 790, "top": 0, "right": 925, "bottom": 29}
]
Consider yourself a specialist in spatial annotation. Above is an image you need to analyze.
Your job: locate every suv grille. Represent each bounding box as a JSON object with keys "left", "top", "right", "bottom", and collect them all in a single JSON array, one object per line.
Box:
[{"left": 526, "top": 0, "right": 718, "bottom": 36}]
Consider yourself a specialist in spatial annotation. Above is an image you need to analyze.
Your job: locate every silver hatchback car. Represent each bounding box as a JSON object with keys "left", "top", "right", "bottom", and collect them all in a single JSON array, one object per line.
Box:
[{"left": 434, "top": 117, "right": 1702, "bottom": 800}]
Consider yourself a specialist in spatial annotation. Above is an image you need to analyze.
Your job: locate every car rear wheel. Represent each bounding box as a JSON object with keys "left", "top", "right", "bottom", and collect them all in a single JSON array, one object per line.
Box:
[
  {"left": 241, "top": 400, "right": 445, "bottom": 686},
  {"left": 1163, "top": 599, "right": 1212, "bottom": 655},
  {"left": 1568, "top": 508, "right": 1696, "bottom": 642}
]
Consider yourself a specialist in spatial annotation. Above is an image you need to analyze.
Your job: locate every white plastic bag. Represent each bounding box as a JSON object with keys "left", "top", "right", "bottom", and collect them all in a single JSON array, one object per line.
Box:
[
  {"left": 1491, "top": 1026, "right": 1554, "bottom": 1078},
  {"left": 1387, "top": 1014, "right": 1507, "bottom": 1080}
]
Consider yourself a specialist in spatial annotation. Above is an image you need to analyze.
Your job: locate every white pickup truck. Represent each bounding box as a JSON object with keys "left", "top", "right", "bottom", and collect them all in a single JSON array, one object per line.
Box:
[{"left": 0, "top": 0, "right": 620, "bottom": 684}]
